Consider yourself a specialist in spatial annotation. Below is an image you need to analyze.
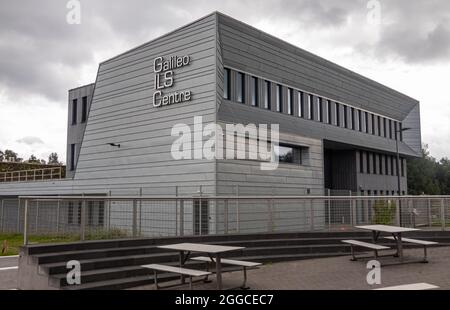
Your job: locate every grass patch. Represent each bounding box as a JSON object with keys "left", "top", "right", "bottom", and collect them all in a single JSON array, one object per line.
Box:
[{"left": 0, "top": 234, "right": 80, "bottom": 256}]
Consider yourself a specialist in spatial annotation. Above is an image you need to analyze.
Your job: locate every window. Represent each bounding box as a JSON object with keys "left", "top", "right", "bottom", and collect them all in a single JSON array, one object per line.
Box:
[
  {"left": 378, "top": 116, "right": 382, "bottom": 136},
  {"left": 389, "top": 120, "right": 393, "bottom": 139},
  {"left": 70, "top": 144, "right": 76, "bottom": 171},
  {"left": 351, "top": 107, "right": 355, "bottom": 129},
  {"left": 383, "top": 118, "right": 387, "bottom": 138},
  {"left": 236, "top": 72, "right": 245, "bottom": 103},
  {"left": 366, "top": 152, "right": 371, "bottom": 174},
  {"left": 358, "top": 110, "right": 362, "bottom": 132},
  {"left": 274, "top": 144, "right": 302, "bottom": 164},
  {"left": 287, "top": 88, "right": 293, "bottom": 115},
  {"left": 365, "top": 112, "right": 369, "bottom": 133},
  {"left": 276, "top": 84, "right": 282, "bottom": 112},
  {"left": 224, "top": 68, "right": 231, "bottom": 99},
  {"left": 308, "top": 95, "right": 314, "bottom": 120},
  {"left": 81, "top": 96, "right": 88, "bottom": 123},
  {"left": 379, "top": 154, "right": 383, "bottom": 175},
  {"left": 298, "top": 91, "right": 304, "bottom": 117},
  {"left": 359, "top": 151, "right": 364, "bottom": 173},
  {"left": 391, "top": 156, "right": 395, "bottom": 176},
  {"left": 335, "top": 102, "right": 340, "bottom": 126},
  {"left": 264, "top": 81, "right": 271, "bottom": 109},
  {"left": 72, "top": 99, "right": 77, "bottom": 125},
  {"left": 371, "top": 114, "right": 375, "bottom": 135},
  {"left": 317, "top": 97, "right": 323, "bottom": 122},
  {"left": 343, "top": 105, "right": 348, "bottom": 128},
  {"left": 251, "top": 76, "right": 258, "bottom": 106},
  {"left": 327, "top": 100, "right": 332, "bottom": 124},
  {"left": 401, "top": 158, "right": 405, "bottom": 177},
  {"left": 394, "top": 121, "right": 398, "bottom": 140}
]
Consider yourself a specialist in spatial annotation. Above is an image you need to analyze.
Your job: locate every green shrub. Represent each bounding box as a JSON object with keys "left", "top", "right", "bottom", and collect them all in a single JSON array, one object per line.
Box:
[{"left": 372, "top": 200, "right": 396, "bottom": 225}]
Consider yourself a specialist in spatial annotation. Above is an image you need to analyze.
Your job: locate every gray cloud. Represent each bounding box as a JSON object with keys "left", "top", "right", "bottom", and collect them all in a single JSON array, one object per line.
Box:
[{"left": 16, "top": 136, "right": 44, "bottom": 145}]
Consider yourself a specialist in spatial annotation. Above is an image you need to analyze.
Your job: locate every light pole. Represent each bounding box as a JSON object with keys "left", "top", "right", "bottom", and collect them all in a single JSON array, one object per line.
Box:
[{"left": 396, "top": 126, "right": 411, "bottom": 226}]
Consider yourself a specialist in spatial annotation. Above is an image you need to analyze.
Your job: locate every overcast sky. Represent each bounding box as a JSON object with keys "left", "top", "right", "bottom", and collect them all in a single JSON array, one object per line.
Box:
[{"left": 1, "top": 0, "right": 450, "bottom": 163}]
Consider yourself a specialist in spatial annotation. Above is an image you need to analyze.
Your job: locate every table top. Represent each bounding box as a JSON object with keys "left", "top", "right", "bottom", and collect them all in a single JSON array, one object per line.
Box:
[
  {"left": 356, "top": 225, "right": 420, "bottom": 233},
  {"left": 157, "top": 243, "right": 245, "bottom": 254}
]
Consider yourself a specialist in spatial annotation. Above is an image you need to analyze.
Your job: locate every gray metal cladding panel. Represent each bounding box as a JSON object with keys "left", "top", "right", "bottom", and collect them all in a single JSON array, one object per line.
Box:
[
  {"left": 72, "top": 14, "right": 218, "bottom": 191},
  {"left": 217, "top": 13, "right": 418, "bottom": 121},
  {"left": 402, "top": 103, "right": 422, "bottom": 155},
  {"left": 217, "top": 101, "right": 418, "bottom": 157}
]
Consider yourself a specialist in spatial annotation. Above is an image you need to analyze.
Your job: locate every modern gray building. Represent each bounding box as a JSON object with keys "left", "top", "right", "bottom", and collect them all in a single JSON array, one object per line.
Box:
[{"left": 0, "top": 12, "right": 421, "bottom": 234}]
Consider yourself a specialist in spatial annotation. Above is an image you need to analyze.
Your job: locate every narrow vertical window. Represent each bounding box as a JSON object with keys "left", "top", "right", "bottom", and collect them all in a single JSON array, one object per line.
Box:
[
  {"left": 373, "top": 153, "right": 377, "bottom": 174},
  {"left": 287, "top": 88, "right": 293, "bottom": 115},
  {"left": 371, "top": 114, "right": 375, "bottom": 135},
  {"left": 343, "top": 105, "right": 348, "bottom": 128},
  {"left": 367, "top": 152, "right": 371, "bottom": 174},
  {"left": 317, "top": 97, "right": 323, "bottom": 122},
  {"left": 385, "top": 155, "right": 389, "bottom": 175},
  {"left": 399, "top": 123, "right": 403, "bottom": 141},
  {"left": 383, "top": 118, "right": 387, "bottom": 138},
  {"left": 298, "top": 91, "right": 304, "bottom": 117},
  {"left": 335, "top": 102, "right": 340, "bottom": 126},
  {"left": 70, "top": 144, "right": 76, "bottom": 171},
  {"left": 378, "top": 116, "right": 382, "bottom": 136},
  {"left": 308, "top": 95, "right": 314, "bottom": 120},
  {"left": 351, "top": 107, "right": 355, "bottom": 130},
  {"left": 394, "top": 121, "right": 398, "bottom": 140},
  {"left": 81, "top": 96, "right": 88, "bottom": 123},
  {"left": 365, "top": 112, "right": 369, "bottom": 133},
  {"left": 327, "top": 100, "right": 332, "bottom": 124},
  {"left": 251, "top": 76, "right": 258, "bottom": 106},
  {"left": 224, "top": 68, "right": 231, "bottom": 99},
  {"left": 401, "top": 158, "right": 405, "bottom": 177},
  {"left": 358, "top": 110, "right": 362, "bottom": 132},
  {"left": 72, "top": 99, "right": 77, "bottom": 125},
  {"left": 236, "top": 72, "right": 245, "bottom": 103},
  {"left": 264, "top": 81, "right": 271, "bottom": 109},
  {"left": 391, "top": 156, "right": 395, "bottom": 176},
  {"left": 276, "top": 84, "right": 282, "bottom": 112},
  {"left": 389, "top": 120, "right": 393, "bottom": 139}
]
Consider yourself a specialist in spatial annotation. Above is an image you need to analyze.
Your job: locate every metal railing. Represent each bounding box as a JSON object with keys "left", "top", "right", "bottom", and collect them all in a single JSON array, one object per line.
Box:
[
  {"left": 2, "top": 195, "right": 446, "bottom": 245},
  {"left": 0, "top": 167, "right": 63, "bottom": 183}
]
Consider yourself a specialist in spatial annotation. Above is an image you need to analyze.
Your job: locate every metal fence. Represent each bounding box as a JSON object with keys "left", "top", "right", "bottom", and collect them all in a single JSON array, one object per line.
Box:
[
  {"left": 0, "top": 195, "right": 448, "bottom": 245},
  {"left": 0, "top": 166, "right": 63, "bottom": 183}
]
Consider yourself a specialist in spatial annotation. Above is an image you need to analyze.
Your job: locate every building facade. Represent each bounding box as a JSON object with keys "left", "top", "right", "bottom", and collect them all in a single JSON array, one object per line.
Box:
[{"left": 0, "top": 12, "right": 421, "bottom": 234}]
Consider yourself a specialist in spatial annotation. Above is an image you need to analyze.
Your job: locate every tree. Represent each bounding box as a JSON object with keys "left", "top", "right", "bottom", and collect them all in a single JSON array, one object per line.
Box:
[
  {"left": 0, "top": 149, "right": 4, "bottom": 161},
  {"left": 48, "top": 152, "right": 61, "bottom": 165},
  {"left": 3, "top": 149, "right": 22, "bottom": 162},
  {"left": 27, "top": 155, "right": 41, "bottom": 164}
]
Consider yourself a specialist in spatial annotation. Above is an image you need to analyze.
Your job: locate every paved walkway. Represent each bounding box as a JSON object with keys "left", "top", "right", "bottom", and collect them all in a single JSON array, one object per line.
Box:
[
  {"left": 132, "top": 246, "right": 450, "bottom": 290},
  {"left": 0, "top": 256, "right": 18, "bottom": 290}
]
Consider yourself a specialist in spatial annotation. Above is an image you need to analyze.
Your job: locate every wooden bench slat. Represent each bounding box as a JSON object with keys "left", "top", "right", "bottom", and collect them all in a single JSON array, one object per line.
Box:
[
  {"left": 141, "top": 264, "right": 211, "bottom": 277},
  {"left": 383, "top": 237, "right": 438, "bottom": 245},
  {"left": 191, "top": 256, "right": 262, "bottom": 267},
  {"left": 342, "top": 240, "right": 390, "bottom": 250}
]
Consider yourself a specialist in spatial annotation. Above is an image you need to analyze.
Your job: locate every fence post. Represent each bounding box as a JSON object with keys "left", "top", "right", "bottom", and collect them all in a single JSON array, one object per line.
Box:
[
  {"left": 17, "top": 198, "right": 21, "bottom": 233},
  {"left": 352, "top": 198, "right": 357, "bottom": 226},
  {"left": 107, "top": 190, "right": 111, "bottom": 231},
  {"left": 310, "top": 199, "right": 314, "bottom": 231},
  {"left": 224, "top": 199, "right": 229, "bottom": 234},
  {"left": 395, "top": 198, "right": 401, "bottom": 226},
  {"left": 180, "top": 199, "right": 184, "bottom": 236},
  {"left": 0, "top": 199, "right": 4, "bottom": 233},
  {"left": 175, "top": 186, "right": 178, "bottom": 236},
  {"left": 132, "top": 199, "right": 138, "bottom": 238},
  {"left": 427, "top": 198, "right": 432, "bottom": 227},
  {"left": 80, "top": 197, "right": 86, "bottom": 241},
  {"left": 441, "top": 199, "right": 446, "bottom": 231},
  {"left": 236, "top": 185, "right": 240, "bottom": 233},
  {"left": 139, "top": 187, "right": 142, "bottom": 236},
  {"left": 23, "top": 199, "right": 28, "bottom": 245},
  {"left": 35, "top": 200, "right": 39, "bottom": 233},
  {"left": 56, "top": 199, "right": 60, "bottom": 234}
]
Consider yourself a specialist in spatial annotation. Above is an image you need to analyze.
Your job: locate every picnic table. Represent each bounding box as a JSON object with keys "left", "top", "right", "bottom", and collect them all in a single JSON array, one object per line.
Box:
[
  {"left": 355, "top": 225, "right": 419, "bottom": 260},
  {"left": 157, "top": 243, "right": 244, "bottom": 289}
]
